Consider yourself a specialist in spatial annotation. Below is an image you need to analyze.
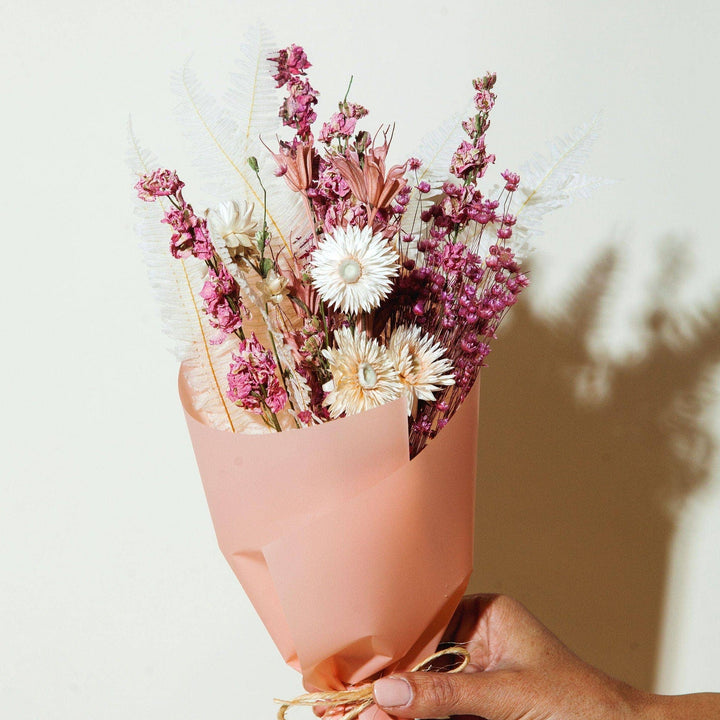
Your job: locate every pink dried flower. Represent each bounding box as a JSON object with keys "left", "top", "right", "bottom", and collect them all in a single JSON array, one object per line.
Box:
[
  {"left": 450, "top": 137, "right": 495, "bottom": 180},
  {"left": 280, "top": 78, "right": 319, "bottom": 139},
  {"left": 135, "top": 169, "right": 184, "bottom": 201},
  {"left": 227, "top": 334, "right": 287, "bottom": 414},
  {"left": 268, "top": 44, "right": 311, "bottom": 88},
  {"left": 501, "top": 169, "right": 520, "bottom": 192},
  {"left": 343, "top": 101, "right": 368, "bottom": 119},
  {"left": 319, "top": 112, "right": 357, "bottom": 143},
  {"left": 270, "top": 140, "right": 315, "bottom": 192},
  {"left": 162, "top": 205, "right": 213, "bottom": 260},
  {"left": 199, "top": 263, "right": 245, "bottom": 342},
  {"left": 330, "top": 139, "right": 408, "bottom": 217}
]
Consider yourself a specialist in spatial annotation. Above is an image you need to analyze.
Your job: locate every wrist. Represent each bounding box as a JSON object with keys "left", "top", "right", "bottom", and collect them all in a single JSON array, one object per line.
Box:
[{"left": 632, "top": 691, "right": 720, "bottom": 719}]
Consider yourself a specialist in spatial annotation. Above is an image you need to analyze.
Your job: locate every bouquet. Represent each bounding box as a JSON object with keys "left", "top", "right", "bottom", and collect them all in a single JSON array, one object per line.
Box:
[{"left": 131, "top": 29, "right": 600, "bottom": 719}]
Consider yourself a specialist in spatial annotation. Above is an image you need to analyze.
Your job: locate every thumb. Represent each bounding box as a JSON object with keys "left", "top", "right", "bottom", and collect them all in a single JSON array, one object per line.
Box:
[{"left": 373, "top": 670, "right": 516, "bottom": 720}]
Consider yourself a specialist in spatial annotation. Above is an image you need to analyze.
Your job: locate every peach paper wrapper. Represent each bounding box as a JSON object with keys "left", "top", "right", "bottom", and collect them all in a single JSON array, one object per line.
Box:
[{"left": 179, "top": 367, "right": 479, "bottom": 699}]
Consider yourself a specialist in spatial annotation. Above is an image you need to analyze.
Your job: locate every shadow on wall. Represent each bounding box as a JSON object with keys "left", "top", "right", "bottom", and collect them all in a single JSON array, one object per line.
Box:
[{"left": 467, "top": 250, "right": 720, "bottom": 692}]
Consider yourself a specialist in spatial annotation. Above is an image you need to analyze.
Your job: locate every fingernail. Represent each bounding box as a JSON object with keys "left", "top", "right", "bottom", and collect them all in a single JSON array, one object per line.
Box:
[{"left": 373, "top": 677, "right": 412, "bottom": 708}]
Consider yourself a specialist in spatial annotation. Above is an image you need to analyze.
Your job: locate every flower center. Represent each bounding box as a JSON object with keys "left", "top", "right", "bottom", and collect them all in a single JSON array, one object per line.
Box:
[
  {"left": 339, "top": 258, "right": 362, "bottom": 284},
  {"left": 357, "top": 362, "right": 378, "bottom": 389}
]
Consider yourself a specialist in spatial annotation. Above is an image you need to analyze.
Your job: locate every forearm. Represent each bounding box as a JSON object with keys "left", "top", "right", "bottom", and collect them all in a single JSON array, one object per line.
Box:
[{"left": 639, "top": 692, "right": 720, "bottom": 719}]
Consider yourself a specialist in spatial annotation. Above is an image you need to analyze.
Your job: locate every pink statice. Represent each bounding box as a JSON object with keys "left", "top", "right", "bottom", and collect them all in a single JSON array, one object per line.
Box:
[
  {"left": 227, "top": 333, "right": 287, "bottom": 414},
  {"left": 199, "top": 263, "right": 246, "bottom": 343},
  {"left": 134, "top": 169, "right": 184, "bottom": 201}
]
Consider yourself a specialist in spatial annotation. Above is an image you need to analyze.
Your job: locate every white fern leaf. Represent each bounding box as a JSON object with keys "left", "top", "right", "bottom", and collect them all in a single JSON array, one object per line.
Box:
[
  {"left": 128, "top": 122, "right": 267, "bottom": 433},
  {"left": 225, "top": 24, "right": 280, "bottom": 144},
  {"left": 172, "top": 64, "right": 249, "bottom": 201},
  {"left": 398, "top": 107, "right": 466, "bottom": 232},
  {"left": 512, "top": 114, "right": 608, "bottom": 254},
  {"left": 172, "top": 31, "right": 310, "bottom": 259},
  {"left": 414, "top": 104, "right": 471, "bottom": 187}
]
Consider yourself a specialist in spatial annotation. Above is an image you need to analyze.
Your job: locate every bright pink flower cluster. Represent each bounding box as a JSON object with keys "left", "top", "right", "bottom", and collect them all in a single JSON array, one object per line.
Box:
[
  {"left": 199, "top": 263, "right": 246, "bottom": 343},
  {"left": 227, "top": 333, "right": 287, "bottom": 414},
  {"left": 269, "top": 44, "right": 318, "bottom": 140},
  {"left": 134, "top": 168, "right": 184, "bottom": 201}
]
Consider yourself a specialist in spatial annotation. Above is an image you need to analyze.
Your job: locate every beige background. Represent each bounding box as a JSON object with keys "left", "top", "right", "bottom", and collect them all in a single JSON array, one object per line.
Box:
[{"left": 1, "top": 0, "right": 719, "bottom": 717}]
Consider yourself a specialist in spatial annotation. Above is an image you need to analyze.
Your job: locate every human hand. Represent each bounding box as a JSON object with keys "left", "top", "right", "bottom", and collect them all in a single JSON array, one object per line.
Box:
[{"left": 373, "top": 594, "right": 649, "bottom": 720}]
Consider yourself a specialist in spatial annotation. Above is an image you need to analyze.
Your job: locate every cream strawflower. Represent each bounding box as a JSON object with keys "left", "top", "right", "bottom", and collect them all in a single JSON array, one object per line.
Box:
[
  {"left": 388, "top": 325, "right": 455, "bottom": 414},
  {"left": 310, "top": 225, "right": 399, "bottom": 314},
  {"left": 207, "top": 200, "right": 258, "bottom": 261},
  {"left": 322, "top": 327, "right": 403, "bottom": 417},
  {"left": 256, "top": 269, "right": 289, "bottom": 305}
]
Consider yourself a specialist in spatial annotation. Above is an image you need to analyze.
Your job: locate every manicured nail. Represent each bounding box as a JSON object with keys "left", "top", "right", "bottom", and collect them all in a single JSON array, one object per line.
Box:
[{"left": 374, "top": 677, "right": 412, "bottom": 708}]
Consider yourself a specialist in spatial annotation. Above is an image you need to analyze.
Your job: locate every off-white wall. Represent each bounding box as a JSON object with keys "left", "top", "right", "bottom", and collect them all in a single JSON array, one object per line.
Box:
[{"left": 1, "top": 0, "right": 718, "bottom": 717}]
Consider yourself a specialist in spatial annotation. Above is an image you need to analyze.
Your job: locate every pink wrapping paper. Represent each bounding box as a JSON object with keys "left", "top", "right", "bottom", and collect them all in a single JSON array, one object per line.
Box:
[{"left": 179, "top": 366, "right": 480, "bottom": 700}]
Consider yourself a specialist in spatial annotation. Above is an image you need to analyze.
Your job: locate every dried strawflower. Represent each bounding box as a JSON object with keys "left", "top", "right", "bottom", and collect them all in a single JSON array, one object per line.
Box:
[
  {"left": 207, "top": 200, "right": 259, "bottom": 262},
  {"left": 310, "top": 225, "right": 399, "bottom": 315},
  {"left": 388, "top": 325, "right": 455, "bottom": 414},
  {"left": 322, "top": 327, "right": 402, "bottom": 417}
]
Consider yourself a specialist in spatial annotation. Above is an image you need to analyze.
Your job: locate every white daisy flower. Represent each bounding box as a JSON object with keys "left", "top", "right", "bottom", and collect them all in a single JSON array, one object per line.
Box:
[
  {"left": 388, "top": 325, "right": 455, "bottom": 414},
  {"left": 207, "top": 200, "right": 258, "bottom": 261},
  {"left": 322, "top": 327, "right": 403, "bottom": 417},
  {"left": 310, "top": 225, "right": 399, "bottom": 315}
]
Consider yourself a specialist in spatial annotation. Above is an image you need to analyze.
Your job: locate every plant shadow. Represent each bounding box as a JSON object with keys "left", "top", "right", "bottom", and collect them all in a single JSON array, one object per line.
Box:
[{"left": 467, "top": 249, "right": 720, "bottom": 691}]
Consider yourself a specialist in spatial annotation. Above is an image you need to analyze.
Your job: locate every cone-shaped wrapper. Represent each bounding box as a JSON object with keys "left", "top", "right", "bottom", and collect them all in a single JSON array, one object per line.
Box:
[{"left": 180, "top": 366, "right": 479, "bottom": 695}]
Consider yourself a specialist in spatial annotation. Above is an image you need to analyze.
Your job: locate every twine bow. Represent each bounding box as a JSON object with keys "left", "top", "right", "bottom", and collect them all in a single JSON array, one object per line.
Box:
[{"left": 275, "top": 646, "right": 470, "bottom": 720}]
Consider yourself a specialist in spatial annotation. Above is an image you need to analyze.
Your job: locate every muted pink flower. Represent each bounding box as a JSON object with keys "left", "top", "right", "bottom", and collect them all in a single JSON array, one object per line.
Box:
[
  {"left": 135, "top": 169, "right": 184, "bottom": 201},
  {"left": 199, "top": 263, "right": 245, "bottom": 342},
  {"left": 450, "top": 137, "right": 495, "bottom": 179},
  {"left": 227, "top": 334, "right": 287, "bottom": 414},
  {"left": 319, "top": 112, "right": 357, "bottom": 143},
  {"left": 162, "top": 205, "right": 213, "bottom": 260},
  {"left": 501, "top": 169, "right": 520, "bottom": 192},
  {"left": 330, "top": 140, "right": 408, "bottom": 215},
  {"left": 270, "top": 140, "right": 315, "bottom": 192},
  {"left": 268, "top": 44, "right": 311, "bottom": 87}
]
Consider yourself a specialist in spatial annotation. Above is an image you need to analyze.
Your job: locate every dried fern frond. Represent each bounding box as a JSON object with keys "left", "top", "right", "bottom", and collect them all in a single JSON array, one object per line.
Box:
[
  {"left": 512, "top": 114, "right": 610, "bottom": 257},
  {"left": 128, "top": 121, "right": 269, "bottom": 433},
  {"left": 172, "top": 27, "right": 310, "bottom": 259}
]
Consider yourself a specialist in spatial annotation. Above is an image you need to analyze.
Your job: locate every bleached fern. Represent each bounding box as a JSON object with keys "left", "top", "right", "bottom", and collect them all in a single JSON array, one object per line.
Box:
[
  {"left": 401, "top": 105, "right": 472, "bottom": 235},
  {"left": 128, "top": 122, "right": 270, "bottom": 434},
  {"left": 413, "top": 104, "right": 472, "bottom": 189},
  {"left": 511, "top": 114, "right": 609, "bottom": 258},
  {"left": 172, "top": 26, "right": 310, "bottom": 259}
]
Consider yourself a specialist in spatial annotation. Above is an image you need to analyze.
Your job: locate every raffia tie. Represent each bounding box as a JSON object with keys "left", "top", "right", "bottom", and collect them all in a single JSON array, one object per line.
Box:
[{"left": 275, "top": 646, "right": 470, "bottom": 720}]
